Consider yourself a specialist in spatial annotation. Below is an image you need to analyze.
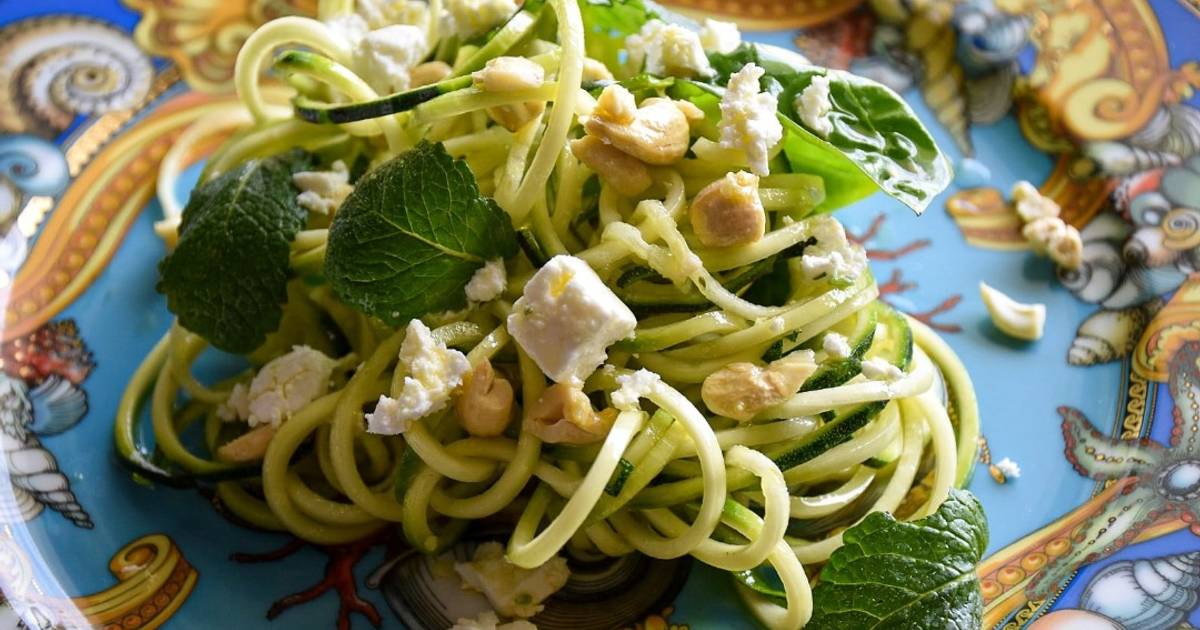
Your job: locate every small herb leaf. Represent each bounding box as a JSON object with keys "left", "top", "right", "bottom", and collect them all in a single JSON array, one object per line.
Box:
[
  {"left": 157, "top": 151, "right": 313, "bottom": 353},
  {"left": 325, "top": 142, "right": 518, "bottom": 325},
  {"left": 808, "top": 489, "right": 988, "bottom": 629}
]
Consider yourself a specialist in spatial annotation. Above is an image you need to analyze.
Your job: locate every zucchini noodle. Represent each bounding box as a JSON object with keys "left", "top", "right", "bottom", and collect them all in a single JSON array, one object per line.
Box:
[{"left": 123, "top": 2, "right": 978, "bottom": 629}]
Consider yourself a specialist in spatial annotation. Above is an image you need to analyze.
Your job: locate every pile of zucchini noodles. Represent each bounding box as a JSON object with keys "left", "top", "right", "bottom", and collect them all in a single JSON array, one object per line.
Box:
[{"left": 116, "top": 0, "right": 980, "bottom": 627}]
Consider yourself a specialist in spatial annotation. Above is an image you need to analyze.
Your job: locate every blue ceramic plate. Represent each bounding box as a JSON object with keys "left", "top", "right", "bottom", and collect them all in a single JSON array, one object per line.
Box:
[{"left": 1, "top": 0, "right": 1199, "bottom": 628}]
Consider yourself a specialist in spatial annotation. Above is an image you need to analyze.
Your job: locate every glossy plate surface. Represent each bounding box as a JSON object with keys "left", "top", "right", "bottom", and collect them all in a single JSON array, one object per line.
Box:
[{"left": 1, "top": 0, "right": 1199, "bottom": 628}]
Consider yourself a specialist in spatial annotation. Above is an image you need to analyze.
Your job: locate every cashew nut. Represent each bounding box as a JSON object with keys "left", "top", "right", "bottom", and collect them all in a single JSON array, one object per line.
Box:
[
  {"left": 411, "top": 60, "right": 453, "bottom": 87},
  {"left": 216, "top": 424, "right": 277, "bottom": 463},
  {"left": 570, "top": 135, "right": 652, "bottom": 197},
  {"left": 701, "top": 351, "right": 817, "bottom": 421},
  {"left": 582, "top": 57, "right": 614, "bottom": 82},
  {"left": 455, "top": 360, "right": 515, "bottom": 437},
  {"left": 524, "top": 383, "right": 617, "bottom": 444},
  {"left": 689, "top": 170, "right": 766, "bottom": 247},
  {"left": 473, "top": 56, "right": 548, "bottom": 132},
  {"left": 585, "top": 85, "right": 691, "bottom": 165}
]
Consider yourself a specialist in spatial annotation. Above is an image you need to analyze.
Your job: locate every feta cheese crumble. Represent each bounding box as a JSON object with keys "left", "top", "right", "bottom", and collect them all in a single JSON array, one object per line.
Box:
[
  {"left": 699, "top": 18, "right": 740, "bottom": 54},
  {"left": 612, "top": 369, "right": 662, "bottom": 410},
  {"left": 507, "top": 255, "right": 637, "bottom": 385},
  {"left": 353, "top": 25, "right": 428, "bottom": 94},
  {"left": 798, "top": 216, "right": 868, "bottom": 286},
  {"left": 356, "top": 0, "right": 429, "bottom": 29},
  {"left": 293, "top": 160, "right": 353, "bottom": 215},
  {"left": 450, "top": 611, "right": 536, "bottom": 630},
  {"left": 445, "top": 0, "right": 518, "bottom": 39},
  {"left": 995, "top": 457, "right": 1021, "bottom": 479},
  {"left": 454, "top": 542, "right": 570, "bottom": 618},
  {"left": 719, "top": 64, "right": 783, "bottom": 176},
  {"left": 860, "top": 357, "right": 904, "bottom": 382},
  {"left": 466, "top": 259, "right": 507, "bottom": 303},
  {"left": 795, "top": 74, "right": 834, "bottom": 138},
  {"left": 823, "top": 332, "right": 852, "bottom": 359},
  {"left": 365, "top": 319, "right": 470, "bottom": 435},
  {"left": 219, "top": 346, "right": 337, "bottom": 428},
  {"left": 324, "top": 13, "right": 369, "bottom": 46},
  {"left": 626, "top": 20, "right": 713, "bottom": 78}
]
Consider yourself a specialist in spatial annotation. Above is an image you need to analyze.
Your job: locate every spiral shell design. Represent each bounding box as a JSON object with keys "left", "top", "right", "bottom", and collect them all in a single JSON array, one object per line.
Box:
[
  {"left": 954, "top": 6, "right": 1029, "bottom": 76},
  {"left": 1079, "top": 551, "right": 1200, "bottom": 630},
  {"left": 0, "top": 134, "right": 70, "bottom": 229},
  {"left": 0, "top": 16, "right": 153, "bottom": 136},
  {"left": 0, "top": 373, "right": 91, "bottom": 529},
  {"left": 1067, "top": 300, "right": 1161, "bottom": 366}
]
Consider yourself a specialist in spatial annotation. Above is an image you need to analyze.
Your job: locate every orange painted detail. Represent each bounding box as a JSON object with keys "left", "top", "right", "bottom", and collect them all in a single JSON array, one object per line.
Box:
[
  {"left": 3, "top": 88, "right": 240, "bottom": 341},
  {"left": 1134, "top": 274, "right": 1200, "bottom": 382},
  {"left": 1041, "top": 156, "right": 1117, "bottom": 229},
  {"left": 658, "top": 0, "right": 863, "bottom": 30}
]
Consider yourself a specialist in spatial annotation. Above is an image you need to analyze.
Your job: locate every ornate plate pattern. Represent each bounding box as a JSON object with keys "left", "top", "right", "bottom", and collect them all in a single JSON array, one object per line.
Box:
[{"left": 0, "top": 0, "right": 1198, "bottom": 628}]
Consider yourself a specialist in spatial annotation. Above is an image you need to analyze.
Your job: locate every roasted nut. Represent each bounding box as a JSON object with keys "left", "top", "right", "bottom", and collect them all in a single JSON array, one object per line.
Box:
[
  {"left": 216, "top": 425, "right": 277, "bottom": 463},
  {"left": 472, "top": 56, "right": 545, "bottom": 92},
  {"left": 487, "top": 102, "right": 546, "bottom": 132},
  {"left": 570, "top": 136, "right": 652, "bottom": 197},
  {"left": 585, "top": 85, "right": 691, "bottom": 165},
  {"left": 689, "top": 171, "right": 766, "bottom": 247},
  {"left": 455, "top": 360, "right": 515, "bottom": 437},
  {"left": 524, "top": 383, "right": 617, "bottom": 444},
  {"left": 701, "top": 352, "right": 817, "bottom": 421},
  {"left": 582, "top": 57, "right": 614, "bottom": 82},
  {"left": 411, "top": 61, "right": 453, "bottom": 87}
]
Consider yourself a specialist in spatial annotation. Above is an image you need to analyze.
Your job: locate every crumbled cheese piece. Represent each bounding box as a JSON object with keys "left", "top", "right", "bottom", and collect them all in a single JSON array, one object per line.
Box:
[
  {"left": 979, "top": 281, "right": 1046, "bottom": 341},
  {"left": 294, "top": 160, "right": 353, "bottom": 215},
  {"left": 795, "top": 74, "right": 834, "bottom": 138},
  {"left": 626, "top": 20, "right": 713, "bottom": 78},
  {"left": 356, "top": 0, "right": 429, "bottom": 29},
  {"left": 769, "top": 317, "right": 786, "bottom": 334},
  {"left": 450, "top": 611, "right": 536, "bottom": 630},
  {"left": 220, "top": 346, "right": 336, "bottom": 428},
  {"left": 445, "top": 0, "right": 518, "bottom": 39},
  {"left": 861, "top": 357, "right": 904, "bottom": 382},
  {"left": 365, "top": 319, "right": 470, "bottom": 434},
  {"left": 823, "top": 332, "right": 851, "bottom": 359},
  {"left": 354, "top": 25, "right": 428, "bottom": 94},
  {"left": 1011, "top": 180, "right": 1060, "bottom": 222},
  {"left": 612, "top": 369, "right": 662, "bottom": 410},
  {"left": 1021, "top": 216, "right": 1082, "bottom": 270},
  {"left": 719, "top": 64, "right": 783, "bottom": 176},
  {"left": 466, "top": 259, "right": 507, "bottom": 303},
  {"left": 454, "top": 542, "right": 570, "bottom": 619},
  {"left": 798, "top": 215, "right": 868, "bottom": 286},
  {"left": 995, "top": 457, "right": 1021, "bottom": 479},
  {"left": 699, "top": 18, "right": 741, "bottom": 54},
  {"left": 324, "top": 13, "right": 369, "bottom": 46},
  {"left": 507, "top": 255, "right": 637, "bottom": 385},
  {"left": 472, "top": 56, "right": 545, "bottom": 92}
]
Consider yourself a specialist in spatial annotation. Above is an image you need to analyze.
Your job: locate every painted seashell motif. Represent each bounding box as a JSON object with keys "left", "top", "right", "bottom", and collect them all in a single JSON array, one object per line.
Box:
[
  {"left": 1078, "top": 551, "right": 1200, "bottom": 630},
  {"left": 1027, "top": 608, "right": 1123, "bottom": 630},
  {"left": 1067, "top": 300, "right": 1162, "bottom": 366},
  {"left": 0, "top": 16, "right": 153, "bottom": 136},
  {"left": 0, "top": 134, "right": 70, "bottom": 229}
]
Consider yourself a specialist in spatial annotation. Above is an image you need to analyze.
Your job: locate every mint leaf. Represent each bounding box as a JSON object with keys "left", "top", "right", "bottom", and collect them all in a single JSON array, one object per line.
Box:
[
  {"left": 808, "top": 489, "right": 988, "bottom": 630},
  {"left": 157, "top": 151, "right": 314, "bottom": 353},
  {"left": 325, "top": 142, "right": 517, "bottom": 325}
]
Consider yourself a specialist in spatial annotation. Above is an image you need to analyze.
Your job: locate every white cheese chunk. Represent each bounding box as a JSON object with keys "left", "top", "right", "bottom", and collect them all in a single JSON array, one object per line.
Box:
[
  {"left": 798, "top": 215, "right": 867, "bottom": 286},
  {"left": 294, "top": 160, "right": 353, "bottom": 215},
  {"left": 445, "top": 0, "right": 518, "bottom": 39},
  {"left": 219, "top": 346, "right": 336, "bottom": 428},
  {"left": 455, "top": 542, "right": 570, "bottom": 619},
  {"left": 365, "top": 319, "right": 470, "bottom": 434},
  {"left": 466, "top": 259, "right": 507, "bottom": 303},
  {"left": 823, "top": 332, "right": 851, "bottom": 359},
  {"left": 979, "top": 281, "right": 1046, "bottom": 341},
  {"left": 626, "top": 19, "right": 713, "bottom": 78},
  {"left": 699, "top": 18, "right": 741, "bottom": 54},
  {"left": 995, "top": 456, "right": 1021, "bottom": 479},
  {"left": 861, "top": 357, "right": 904, "bottom": 382},
  {"left": 612, "top": 369, "right": 662, "bottom": 410},
  {"left": 324, "top": 13, "right": 369, "bottom": 46},
  {"left": 719, "top": 63, "right": 783, "bottom": 176},
  {"left": 354, "top": 24, "right": 428, "bottom": 94},
  {"left": 450, "top": 611, "right": 536, "bottom": 630},
  {"left": 356, "top": 0, "right": 429, "bottom": 29},
  {"left": 507, "top": 255, "right": 636, "bottom": 385},
  {"left": 795, "top": 74, "right": 834, "bottom": 138}
]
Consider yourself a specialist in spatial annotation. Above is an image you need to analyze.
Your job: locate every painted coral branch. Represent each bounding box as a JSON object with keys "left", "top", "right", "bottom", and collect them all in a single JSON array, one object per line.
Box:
[{"left": 846, "top": 213, "right": 932, "bottom": 260}]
